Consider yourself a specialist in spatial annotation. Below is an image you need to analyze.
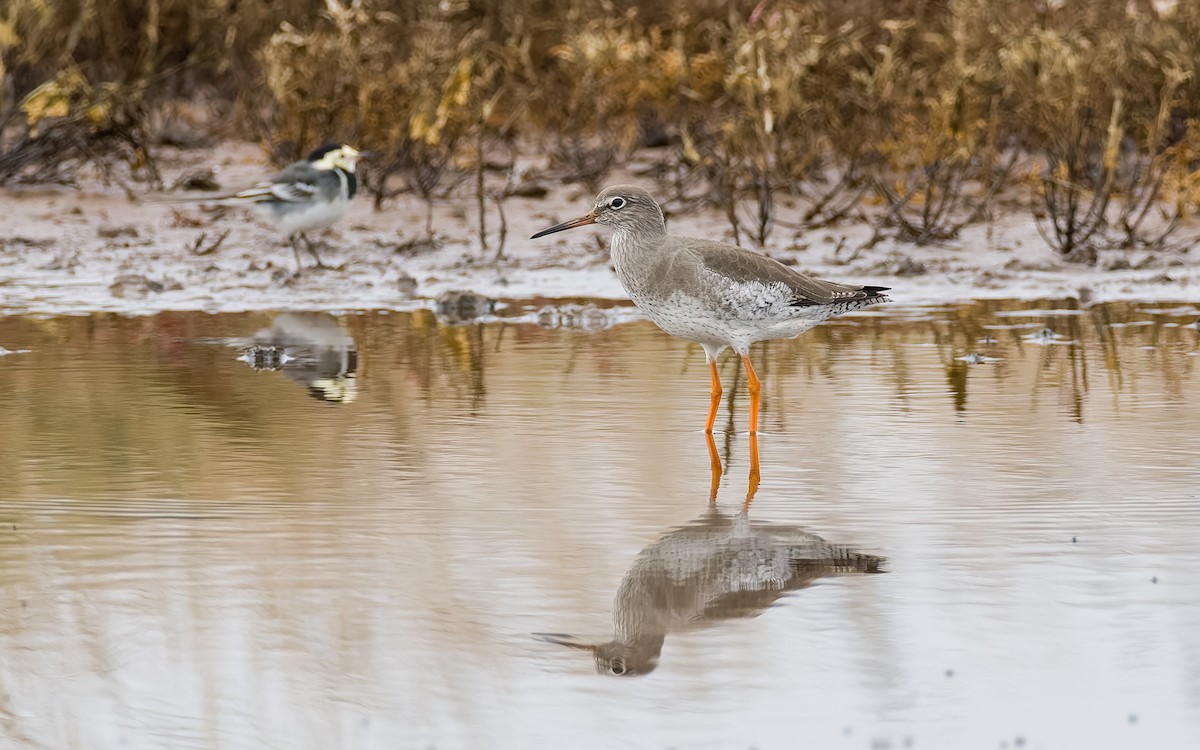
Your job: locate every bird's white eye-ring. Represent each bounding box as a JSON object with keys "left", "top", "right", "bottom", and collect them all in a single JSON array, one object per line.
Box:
[{"left": 608, "top": 197, "right": 626, "bottom": 210}]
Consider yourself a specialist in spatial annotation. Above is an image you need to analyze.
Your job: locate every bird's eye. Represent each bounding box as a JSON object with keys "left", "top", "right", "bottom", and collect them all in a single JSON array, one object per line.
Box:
[
  {"left": 608, "top": 197, "right": 626, "bottom": 210},
  {"left": 610, "top": 659, "right": 627, "bottom": 675}
]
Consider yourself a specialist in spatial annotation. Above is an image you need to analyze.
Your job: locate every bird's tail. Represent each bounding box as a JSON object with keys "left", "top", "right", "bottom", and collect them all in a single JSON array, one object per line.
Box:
[
  {"left": 142, "top": 193, "right": 239, "bottom": 207},
  {"left": 791, "top": 545, "right": 886, "bottom": 576},
  {"left": 861, "top": 285, "right": 891, "bottom": 301},
  {"left": 829, "top": 546, "right": 886, "bottom": 574},
  {"left": 152, "top": 191, "right": 279, "bottom": 206}
]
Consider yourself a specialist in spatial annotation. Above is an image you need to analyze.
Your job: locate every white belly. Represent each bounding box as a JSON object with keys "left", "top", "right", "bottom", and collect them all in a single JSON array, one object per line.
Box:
[
  {"left": 256, "top": 196, "right": 349, "bottom": 236},
  {"left": 633, "top": 289, "right": 825, "bottom": 355}
]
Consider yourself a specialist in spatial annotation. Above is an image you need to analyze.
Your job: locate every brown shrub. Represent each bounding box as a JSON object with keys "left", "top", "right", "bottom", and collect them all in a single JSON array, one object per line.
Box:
[{"left": 2, "top": 0, "right": 1199, "bottom": 255}]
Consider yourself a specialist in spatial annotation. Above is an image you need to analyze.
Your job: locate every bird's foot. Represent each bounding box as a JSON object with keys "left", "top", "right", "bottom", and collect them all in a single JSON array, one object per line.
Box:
[{"left": 297, "top": 234, "right": 340, "bottom": 271}]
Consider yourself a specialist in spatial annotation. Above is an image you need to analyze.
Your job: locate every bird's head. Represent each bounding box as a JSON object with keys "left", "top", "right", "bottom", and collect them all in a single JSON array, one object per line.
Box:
[
  {"left": 307, "top": 144, "right": 363, "bottom": 173},
  {"left": 536, "top": 633, "right": 661, "bottom": 676},
  {"left": 530, "top": 185, "right": 665, "bottom": 239}
]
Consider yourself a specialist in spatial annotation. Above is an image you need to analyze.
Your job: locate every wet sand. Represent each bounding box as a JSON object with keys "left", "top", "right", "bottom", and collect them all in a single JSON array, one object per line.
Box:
[{"left": 2, "top": 142, "right": 1199, "bottom": 316}]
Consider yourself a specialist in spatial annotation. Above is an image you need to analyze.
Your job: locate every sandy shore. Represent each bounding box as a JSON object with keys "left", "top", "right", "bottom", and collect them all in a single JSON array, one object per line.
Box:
[{"left": 2, "top": 142, "right": 1198, "bottom": 316}]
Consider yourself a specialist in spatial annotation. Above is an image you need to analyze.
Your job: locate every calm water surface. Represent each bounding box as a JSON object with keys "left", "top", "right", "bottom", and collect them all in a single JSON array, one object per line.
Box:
[{"left": 1, "top": 300, "right": 1199, "bottom": 749}]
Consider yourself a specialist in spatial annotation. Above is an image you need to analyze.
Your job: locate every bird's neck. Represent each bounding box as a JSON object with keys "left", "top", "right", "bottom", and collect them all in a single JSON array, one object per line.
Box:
[
  {"left": 611, "top": 222, "right": 667, "bottom": 254},
  {"left": 609, "top": 229, "right": 668, "bottom": 299},
  {"left": 617, "top": 215, "right": 667, "bottom": 240},
  {"left": 336, "top": 167, "right": 358, "bottom": 199},
  {"left": 609, "top": 634, "right": 667, "bottom": 663}
]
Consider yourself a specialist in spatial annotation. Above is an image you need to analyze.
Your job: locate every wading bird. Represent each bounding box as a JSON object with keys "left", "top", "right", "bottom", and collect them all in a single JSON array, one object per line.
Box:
[{"left": 532, "top": 185, "right": 890, "bottom": 433}]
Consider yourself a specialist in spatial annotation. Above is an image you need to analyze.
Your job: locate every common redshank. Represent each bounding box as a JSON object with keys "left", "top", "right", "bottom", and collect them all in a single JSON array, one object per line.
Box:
[
  {"left": 531, "top": 185, "right": 890, "bottom": 433},
  {"left": 539, "top": 434, "right": 883, "bottom": 676}
]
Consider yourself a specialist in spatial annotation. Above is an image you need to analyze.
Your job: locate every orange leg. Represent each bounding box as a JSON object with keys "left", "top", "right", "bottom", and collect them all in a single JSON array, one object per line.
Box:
[
  {"left": 704, "top": 361, "right": 723, "bottom": 434},
  {"left": 744, "top": 433, "right": 761, "bottom": 512},
  {"left": 705, "top": 432, "right": 722, "bottom": 502},
  {"left": 741, "top": 354, "right": 761, "bottom": 435}
]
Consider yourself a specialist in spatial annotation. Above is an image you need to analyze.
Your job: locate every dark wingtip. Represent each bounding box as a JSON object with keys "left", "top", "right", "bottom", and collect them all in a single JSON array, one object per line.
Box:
[{"left": 863, "top": 285, "right": 891, "bottom": 293}]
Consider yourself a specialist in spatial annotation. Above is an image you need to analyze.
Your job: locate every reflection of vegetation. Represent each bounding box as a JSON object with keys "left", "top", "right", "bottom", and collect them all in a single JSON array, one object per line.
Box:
[
  {"left": 0, "top": 311, "right": 492, "bottom": 499},
  {"left": 3, "top": 2, "right": 1200, "bottom": 253},
  {"left": 0, "top": 301, "right": 1196, "bottom": 502}
]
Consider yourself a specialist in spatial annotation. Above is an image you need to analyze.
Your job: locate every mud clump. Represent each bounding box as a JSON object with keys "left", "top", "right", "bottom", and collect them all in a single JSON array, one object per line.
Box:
[
  {"left": 98, "top": 225, "right": 139, "bottom": 239},
  {"left": 396, "top": 272, "right": 419, "bottom": 299},
  {"left": 536, "top": 303, "right": 611, "bottom": 331},
  {"left": 436, "top": 290, "right": 495, "bottom": 322},
  {"left": 109, "top": 274, "right": 181, "bottom": 299}
]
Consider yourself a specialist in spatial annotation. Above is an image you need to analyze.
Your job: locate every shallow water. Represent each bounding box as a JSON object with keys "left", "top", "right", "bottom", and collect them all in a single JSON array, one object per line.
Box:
[{"left": 1, "top": 299, "right": 1198, "bottom": 750}]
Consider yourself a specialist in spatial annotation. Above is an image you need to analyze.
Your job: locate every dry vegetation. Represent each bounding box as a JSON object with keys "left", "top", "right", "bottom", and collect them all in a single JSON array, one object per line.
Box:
[{"left": 2, "top": 0, "right": 1200, "bottom": 260}]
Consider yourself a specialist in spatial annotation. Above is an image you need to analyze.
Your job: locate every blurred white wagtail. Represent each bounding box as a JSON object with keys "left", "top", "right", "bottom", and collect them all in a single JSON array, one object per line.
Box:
[{"left": 210, "top": 143, "right": 362, "bottom": 271}]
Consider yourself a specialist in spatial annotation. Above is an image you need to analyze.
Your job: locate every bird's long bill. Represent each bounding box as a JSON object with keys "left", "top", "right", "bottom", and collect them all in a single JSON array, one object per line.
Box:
[
  {"left": 530, "top": 211, "right": 597, "bottom": 239},
  {"left": 534, "top": 633, "right": 597, "bottom": 652}
]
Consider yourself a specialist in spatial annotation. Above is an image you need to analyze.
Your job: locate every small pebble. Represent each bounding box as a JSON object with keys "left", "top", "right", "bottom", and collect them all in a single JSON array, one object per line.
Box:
[
  {"left": 97, "top": 224, "right": 139, "bottom": 239},
  {"left": 110, "top": 274, "right": 174, "bottom": 299},
  {"left": 395, "top": 272, "right": 419, "bottom": 299}
]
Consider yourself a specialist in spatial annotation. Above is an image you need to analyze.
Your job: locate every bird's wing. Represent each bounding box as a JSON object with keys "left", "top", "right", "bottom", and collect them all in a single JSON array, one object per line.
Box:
[
  {"left": 696, "top": 537, "right": 883, "bottom": 622},
  {"left": 232, "top": 161, "right": 321, "bottom": 204},
  {"left": 682, "top": 238, "right": 888, "bottom": 307},
  {"left": 697, "top": 589, "right": 793, "bottom": 621}
]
